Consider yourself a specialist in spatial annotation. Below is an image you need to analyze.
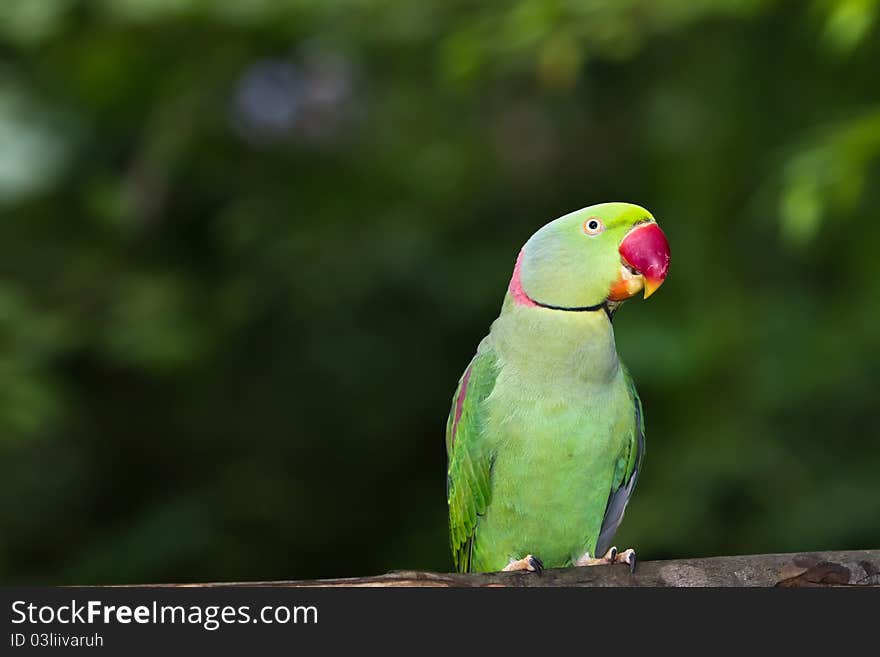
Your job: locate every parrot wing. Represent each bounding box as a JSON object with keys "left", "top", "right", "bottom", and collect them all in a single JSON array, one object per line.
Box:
[
  {"left": 446, "top": 347, "right": 499, "bottom": 573},
  {"left": 595, "top": 366, "right": 645, "bottom": 556}
]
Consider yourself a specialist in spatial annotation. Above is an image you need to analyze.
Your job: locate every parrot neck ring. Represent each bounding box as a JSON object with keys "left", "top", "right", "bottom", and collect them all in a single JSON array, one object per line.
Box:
[
  {"left": 531, "top": 299, "right": 607, "bottom": 313},
  {"left": 531, "top": 298, "right": 616, "bottom": 323},
  {"left": 510, "top": 250, "right": 617, "bottom": 320},
  {"left": 509, "top": 249, "right": 609, "bottom": 315}
]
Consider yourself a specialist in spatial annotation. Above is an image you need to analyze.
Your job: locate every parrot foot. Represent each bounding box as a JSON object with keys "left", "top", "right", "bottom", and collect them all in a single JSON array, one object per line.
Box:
[
  {"left": 501, "top": 554, "right": 544, "bottom": 573},
  {"left": 575, "top": 546, "right": 637, "bottom": 572},
  {"left": 616, "top": 548, "right": 637, "bottom": 572}
]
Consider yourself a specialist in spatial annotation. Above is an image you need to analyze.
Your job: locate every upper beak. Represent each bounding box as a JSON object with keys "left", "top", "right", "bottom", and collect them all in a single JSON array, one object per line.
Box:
[{"left": 618, "top": 221, "right": 671, "bottom": 299}]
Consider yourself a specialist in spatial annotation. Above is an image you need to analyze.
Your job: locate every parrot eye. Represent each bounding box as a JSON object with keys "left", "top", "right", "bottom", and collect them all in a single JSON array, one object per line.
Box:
[{"left": 583, "top": 218, "right": 605, "bottom": 236}]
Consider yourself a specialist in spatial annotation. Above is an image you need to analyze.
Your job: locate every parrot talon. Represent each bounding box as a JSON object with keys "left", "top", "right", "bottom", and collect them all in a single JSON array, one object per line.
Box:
[
  {"left": 615, "top": 548, "right": 637, "bottom": 572},
  {"left": 502, "top": 554, "right": 543, "bottom": 573},
  {"left": 575, "top": 546, "right": 635, "bottom": 569}
]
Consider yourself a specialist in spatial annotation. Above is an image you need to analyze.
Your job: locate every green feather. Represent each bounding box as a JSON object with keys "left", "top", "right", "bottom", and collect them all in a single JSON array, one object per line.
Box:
[{"left": 446, "top": 347, "right": 499, "bottom": 573}]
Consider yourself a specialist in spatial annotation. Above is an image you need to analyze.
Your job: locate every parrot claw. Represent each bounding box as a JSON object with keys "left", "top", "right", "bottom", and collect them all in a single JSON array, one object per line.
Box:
[
  {"left": 502, "top": 554, "right": 544, "bottom": 574},
  {"left": 575, "top": 546, "right": 637, "bottom": 571},
  {"left": 618, "top": 548, "right": 637, "bottom": 572}
]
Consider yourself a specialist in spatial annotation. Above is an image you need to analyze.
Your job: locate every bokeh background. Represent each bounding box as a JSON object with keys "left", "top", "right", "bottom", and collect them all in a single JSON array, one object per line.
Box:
[{"left": 1, "top": 0, "right": 879, "bottom": 585}]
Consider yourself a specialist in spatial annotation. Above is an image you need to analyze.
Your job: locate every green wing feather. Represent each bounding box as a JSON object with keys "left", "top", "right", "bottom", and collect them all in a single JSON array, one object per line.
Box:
[
  {"left": 620, "top": 365, "right": 644, "bottom": 484},
  {"left": 596, "top": 365, "right": 645, "bottom": 555},
  {"left": 446, "top": 348, "right": 499, "bottom": 573}
]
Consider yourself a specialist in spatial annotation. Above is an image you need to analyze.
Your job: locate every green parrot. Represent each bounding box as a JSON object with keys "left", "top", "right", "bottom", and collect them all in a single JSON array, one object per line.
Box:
[{"left": 446, "top": 202, "right": 670, "bottom": 574}]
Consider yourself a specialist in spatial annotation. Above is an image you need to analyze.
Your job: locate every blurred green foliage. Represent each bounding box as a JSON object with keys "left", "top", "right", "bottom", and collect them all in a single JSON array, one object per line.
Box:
[{"left": 1, "top": 0, "right": 879, "bottom": 584}]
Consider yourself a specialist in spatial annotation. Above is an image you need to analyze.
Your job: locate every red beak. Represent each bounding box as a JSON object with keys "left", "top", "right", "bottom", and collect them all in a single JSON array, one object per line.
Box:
[{"left": 618, "top": 222, "right": 670, "bottom": 298}]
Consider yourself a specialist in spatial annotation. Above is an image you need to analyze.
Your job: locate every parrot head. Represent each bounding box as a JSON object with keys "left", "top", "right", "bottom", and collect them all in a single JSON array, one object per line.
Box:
[{"left": 511, "top": 202, "right": 670, "bottom": 311}]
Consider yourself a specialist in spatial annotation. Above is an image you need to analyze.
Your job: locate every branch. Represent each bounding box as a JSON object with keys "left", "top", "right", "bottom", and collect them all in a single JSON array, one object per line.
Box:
[{"left": 141, "top": 549, "right": 879, "bottom": 587}]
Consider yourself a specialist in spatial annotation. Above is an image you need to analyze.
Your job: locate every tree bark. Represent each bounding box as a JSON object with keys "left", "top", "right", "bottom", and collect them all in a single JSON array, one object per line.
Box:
[{"left": 143, "top": 549, "right": 879, "bottom": 587}]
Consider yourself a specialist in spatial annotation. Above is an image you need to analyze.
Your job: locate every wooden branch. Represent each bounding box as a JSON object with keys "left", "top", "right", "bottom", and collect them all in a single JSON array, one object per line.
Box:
[{"left": 144, "top": 549, "right": 879, "bottom": 587}]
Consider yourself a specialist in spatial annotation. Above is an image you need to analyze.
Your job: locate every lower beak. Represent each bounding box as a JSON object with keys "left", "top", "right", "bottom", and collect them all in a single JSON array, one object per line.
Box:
[
  {"left": 615, "top": 221, "right": 671, "bottom": 300},
  {"left": 643, "top": 275, "right": 663, "bottom": 299}
]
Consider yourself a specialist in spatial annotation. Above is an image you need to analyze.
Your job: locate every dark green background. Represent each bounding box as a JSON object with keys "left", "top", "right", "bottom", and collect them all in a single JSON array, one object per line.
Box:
[{"left": 1, "top": 1, "right": 879, "bottom": 584}]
